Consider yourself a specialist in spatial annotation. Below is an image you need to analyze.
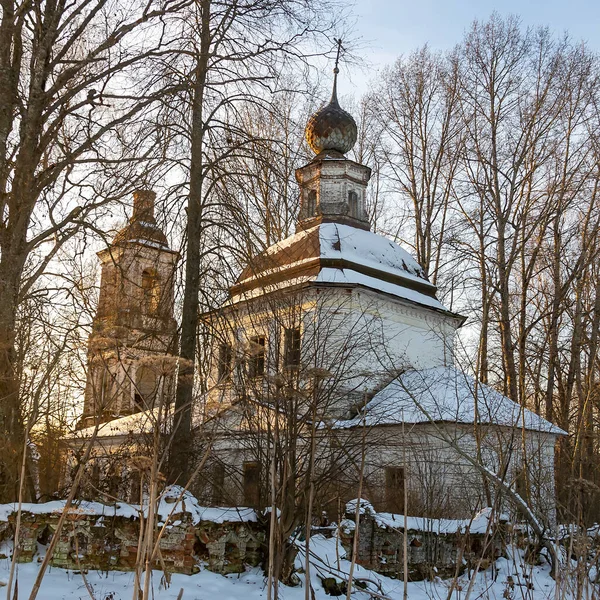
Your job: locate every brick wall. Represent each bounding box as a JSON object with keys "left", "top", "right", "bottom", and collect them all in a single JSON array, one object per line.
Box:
[
  {"left": 0, "top": 503, "right": 265, "bottom": 576},
  {"left": 0, "top": 497, "right": 506, "bottom": 582},
  {"left": 339, "top": 501, "right": 506, "bottom": 580}
]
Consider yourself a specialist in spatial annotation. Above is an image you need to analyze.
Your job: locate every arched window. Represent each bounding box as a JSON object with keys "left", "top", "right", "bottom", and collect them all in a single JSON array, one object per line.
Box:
[
  {"left": 134, "top": 365, "right": 157, "bottom": 410},
  {"left": 106, "top": 464, "right": 121, "bottom": 498},
  {"left": 348, "top": 190, "right": 359, "bottom": 218},
  {"left": 141, "top": 269, "right": 161, "bottom": 315},
  {"left": 306, "top": 190, "right": 317, "bottom": 217},
  {"left": 98, "top": 368, "right": 115, "bottom": 414}
]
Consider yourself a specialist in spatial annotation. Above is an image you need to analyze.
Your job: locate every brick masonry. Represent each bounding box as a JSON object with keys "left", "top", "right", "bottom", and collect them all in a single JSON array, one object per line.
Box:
[
  {"left": 338, "top": 503, "right": 506, "bottom": 581},
  {"left": 0, "top": 498, "right": 505, "bottom": 582},
  {"left": 0, "top": 505, "right": 265, "bottom": 576}
]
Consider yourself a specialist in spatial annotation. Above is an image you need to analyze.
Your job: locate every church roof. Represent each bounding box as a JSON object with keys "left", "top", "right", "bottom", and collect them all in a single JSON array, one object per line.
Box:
[
  {"left": 334, "top": 366, "right": 566, "bottom": 435},
  {"left": 232, "top": 222, "right": 460, "bottom": 317},
  {"left": 112, "top": 189, "right": 170, "bottom": 250},
  {"left": 113, "top": 219, "right": 169, "bottom": 249},
  {"left": 68, "top": 408, "right": 164, "bottom": 440}
]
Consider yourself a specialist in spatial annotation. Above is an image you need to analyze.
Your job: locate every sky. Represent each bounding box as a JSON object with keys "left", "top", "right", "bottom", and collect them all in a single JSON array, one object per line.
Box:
[{"left": 339, "top": 0, "right": 600, "bottom": 96}]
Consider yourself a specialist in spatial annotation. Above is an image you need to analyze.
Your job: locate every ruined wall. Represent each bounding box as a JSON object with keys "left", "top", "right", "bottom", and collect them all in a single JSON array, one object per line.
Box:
[
  {"left": 0, "top": 498, "right": 265, "bottom": 576},
  {"left": 339, "top": 501, "right": 506, "bottom": 581},
  {"left": 0, "top": 495, "right": 507, "bottom": 582}
]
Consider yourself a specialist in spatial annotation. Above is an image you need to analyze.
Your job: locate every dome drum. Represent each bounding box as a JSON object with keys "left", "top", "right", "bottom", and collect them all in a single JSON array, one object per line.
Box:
[{"left": 296, "top": 156, "right": 371, "bottom": 232}]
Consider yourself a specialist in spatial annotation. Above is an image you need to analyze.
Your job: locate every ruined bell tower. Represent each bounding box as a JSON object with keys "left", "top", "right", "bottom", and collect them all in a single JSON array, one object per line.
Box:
[{"left": 79, "top": 190, "right": 179, "bottom": 428}]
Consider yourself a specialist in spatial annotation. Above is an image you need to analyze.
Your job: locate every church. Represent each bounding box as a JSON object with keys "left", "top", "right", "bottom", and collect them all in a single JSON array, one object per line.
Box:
[{"left": 65, "top": 67, "right": 565, "bottom": 526}]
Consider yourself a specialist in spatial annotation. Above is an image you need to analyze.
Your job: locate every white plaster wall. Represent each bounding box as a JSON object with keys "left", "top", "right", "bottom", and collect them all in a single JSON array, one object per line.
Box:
[
  {"left": 205, "top": 283, "right": 460, "bottom": 418},
  {"left": 300, "top": 286, "right": 459, "bottom": 415},
  {"left": 346, "top": 423, "right": 558, "bottom": 526}
]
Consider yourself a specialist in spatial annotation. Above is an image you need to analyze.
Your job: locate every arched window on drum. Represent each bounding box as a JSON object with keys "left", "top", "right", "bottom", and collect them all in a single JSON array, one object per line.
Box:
[
  {"left": 306, "top": 189, "right": 317, "bottom": 217},
  {"left": 348, "top": 190, "right": 359, "bottom": 218}
]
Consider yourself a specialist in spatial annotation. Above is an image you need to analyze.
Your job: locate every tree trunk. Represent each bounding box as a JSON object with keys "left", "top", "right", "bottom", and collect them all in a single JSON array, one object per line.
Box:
[
  {"left": 169, "top": 0, "right": 212, "bottom": 484},
  {"left": 0, "top": 254, "right": 28, "bottom": 501}
]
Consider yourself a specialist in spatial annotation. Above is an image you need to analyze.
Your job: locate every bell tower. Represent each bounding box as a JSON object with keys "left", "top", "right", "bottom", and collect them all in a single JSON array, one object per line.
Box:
[{"left": 79, "top": 190, "right": 179, "bottom": 428}]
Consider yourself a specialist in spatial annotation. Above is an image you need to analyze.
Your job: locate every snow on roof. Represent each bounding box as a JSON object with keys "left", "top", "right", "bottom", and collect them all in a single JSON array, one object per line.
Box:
[
  {"left": 0, "top": 486, "right": 257, "bottom": 526},
  {"left": 344, "top": 499, "right": 504, "bottom": 535},
  {"left": 67, "top": 408, "right": 166, "bottom": 440},
  {"left": 261, "top": 227, "right": 308, "bottom": 255},
  {"left": 234, "top": 223, "right": 457, "bottom": 314},
  {"left": 258, "top": 223, "right": 432, "bottom": 287},
  {"left": 316, "top": 267, "right": 446, "bottom": 310},
  {"left": 335, "top": 366, "right": 565, "bottom": 435},
  {"left": 128, "top": 238, "right": 169, "bottom": 250},
  {"left": 318, "top": 223, "right": 430, "bottom": 287}
]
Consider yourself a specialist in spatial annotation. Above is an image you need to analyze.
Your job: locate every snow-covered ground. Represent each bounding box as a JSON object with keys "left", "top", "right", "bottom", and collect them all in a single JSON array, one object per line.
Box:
[{"left": 0, "top": 533, "right": 580, "bottom": 600}]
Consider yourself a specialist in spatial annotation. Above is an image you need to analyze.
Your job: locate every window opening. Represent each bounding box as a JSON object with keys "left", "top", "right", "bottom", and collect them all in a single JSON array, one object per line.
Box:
[
  {"left": 348, "top": 190, "right": 359, "bottom": 218},
  {"left": 385, "top": 466, "right": 405, "bottom": 513},
  {"left": 107, "top": 466, "right": 121, "bottom": 498},
  {"left": 134, "top": 366, "right": 157, "bottom": 410},
  {"left": 243, "top": 461, "right": 260, "bottom": 507},
  {"left": 248, "top": 336, "right": 265, "bottom": 378},
  {"left": 515, "top": 467, "right": 530, "bottom": 503},
  {"left": 306, "top": 190, "right": 317, "bottom": 217},
  {"left": 218, "top": 343, "right": 233, "bottom": 381},
  {"left": 211, "top": 463, "right": 226, "bottom": 505},
  {"left": 98, "top": 368, "right": 118, "bottom": 415},
  {"left": 130, "top": 471, "right": 142, "bottom": 503},
  {"left": 283, "top": 327, "right": 301, "bottom": 368},
  {"left": 142, "top": 269, "right": 161, "bottom": 315}
]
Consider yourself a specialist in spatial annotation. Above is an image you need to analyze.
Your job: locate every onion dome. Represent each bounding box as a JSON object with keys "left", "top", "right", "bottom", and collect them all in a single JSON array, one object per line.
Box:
[
  {"left": 113, "top": 189, "right": 169, "bottom": 248},
  {"left": 305, "top": 66, "right": 357, "bottom": 156}
]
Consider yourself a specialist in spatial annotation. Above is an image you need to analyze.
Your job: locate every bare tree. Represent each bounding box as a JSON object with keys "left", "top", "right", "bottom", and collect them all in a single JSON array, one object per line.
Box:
[
  {"left": 367, "top": 46, "right": 462, "bottom": 285},
  {"left": 367, "top": 14, "right": 600, "bottom": 523},
  {"left": 155, "top": 5, "right": 350, "bottom": 480},
  {"left": 0, "top": 0, "right": 191, "bottom": 500}
]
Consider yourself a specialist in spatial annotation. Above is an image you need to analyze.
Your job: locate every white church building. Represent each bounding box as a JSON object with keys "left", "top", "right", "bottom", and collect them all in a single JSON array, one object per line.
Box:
[{"left": 66, "top": 67, "right": 565, "bottom": 528}]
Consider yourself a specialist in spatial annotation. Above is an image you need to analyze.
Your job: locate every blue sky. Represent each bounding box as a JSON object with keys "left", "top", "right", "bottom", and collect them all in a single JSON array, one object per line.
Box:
[{"left": 339, "top": 0, "right": 600, "bottom": 95}]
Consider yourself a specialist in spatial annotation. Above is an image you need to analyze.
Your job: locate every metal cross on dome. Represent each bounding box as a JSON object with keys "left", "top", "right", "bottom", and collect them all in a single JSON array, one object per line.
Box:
[
  {"left": 332, "top": 38, "right": 343, "bottom": 102},
  {"left": 334, "top": 38, "right": 342, "bottom": 72}
]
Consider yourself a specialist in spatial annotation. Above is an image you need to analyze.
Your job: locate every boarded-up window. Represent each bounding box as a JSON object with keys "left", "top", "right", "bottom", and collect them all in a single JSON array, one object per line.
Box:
[
  {"left": 248, "top": 336, "right": 265, "bottom": 378},
  {"left": 211, "top": 463, "right": 226, "bottom": 505},
  {"left": 107, "top": 466, "right": 121, "bottom": 498},
  {"left": 218, "top": 343, "right": 233, "bottom": 381},
  {"left": 91, "top": 462, "right": 101, "bottom": 491},
  {"left": 283, "top": 328, "right": 301, "bottom": 368},
  {"left": 243, "top": 461, "right": 260, "bottom": 507},
  {"left": 134, "top": 366, "right": 157, "bottom": 410},
  {"left": 130, "top": 471, "right": 142, "bottom": 503},
  {"left": 515, "top": 468, "right": 529, "bottom": 503},
  {"left": 385, "top": 466, "right": 405, "bottom": 514}
]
